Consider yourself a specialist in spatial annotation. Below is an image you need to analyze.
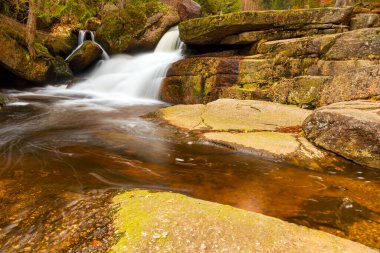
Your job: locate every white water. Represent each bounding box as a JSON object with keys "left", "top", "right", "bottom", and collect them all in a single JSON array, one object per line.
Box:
[
  {"left": 65, "top": 30, "right": 110, "bottom": 61},
  {"left": 33, "top": 26, "right": 183, "bottom": 107}
]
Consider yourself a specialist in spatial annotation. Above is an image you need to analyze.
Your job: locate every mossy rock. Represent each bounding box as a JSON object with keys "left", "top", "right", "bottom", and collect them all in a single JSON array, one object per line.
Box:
[
  {"left": 0, "top": 93, "right": 9, "bottom": 107},
  {"left": 179, "top": 8, "right": 352, "bottom": 45},
  {"left": 96, "top": 0, "right": 179, "bottom": 53},
  {"left": 193, "top": 0, "right": 240, "bottom": 15},
  {"left": 111, "top": 189, "right": 376, "bottom": 252},
  {"left": 66, "top": 41, "right": 102, "bottom": 74}
]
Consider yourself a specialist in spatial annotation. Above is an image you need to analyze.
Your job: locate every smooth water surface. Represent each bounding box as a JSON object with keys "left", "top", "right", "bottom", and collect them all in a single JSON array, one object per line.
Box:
[{"left": 0, "top": 89, "right": 379, "bottom": 252}]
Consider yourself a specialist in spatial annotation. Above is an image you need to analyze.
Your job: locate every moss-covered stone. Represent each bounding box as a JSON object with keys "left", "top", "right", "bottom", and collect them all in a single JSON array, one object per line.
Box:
[
  {"left": 193, "top": 0, "right": 240, "bottom": 15},
  {"left": 288, "top": 76, "right": 327, "bottom": 108},
  {"left": 111, "top": 189, "right": 377, "bottom": 252},
  {"left": 66, "top": 41, "right": 102, "bottom": 74},
  {"left": 179, "top": 7, "right": 352, "bottom": 45},
  {"left": 0, "top": 93, "right": 9, "bottom": 107},
  {"left": 0, "top": 30, "right": 51, "bottom": 83},
  {"left": 96, "top": 1, "right": 179, "bottom": 53}
]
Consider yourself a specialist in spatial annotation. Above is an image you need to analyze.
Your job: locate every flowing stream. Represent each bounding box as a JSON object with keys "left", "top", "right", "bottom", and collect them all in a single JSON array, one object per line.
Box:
[{"left": 1, "top": 28, "right": 380, "bottom": 252}]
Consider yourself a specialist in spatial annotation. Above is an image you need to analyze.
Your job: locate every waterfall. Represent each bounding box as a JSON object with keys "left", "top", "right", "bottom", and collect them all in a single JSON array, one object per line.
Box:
[
  {"left": 66, "top": 30, "right": 110, "bottom": 61},
  {"left": 154, "top": 26, "right": 184, "bottom": 53},
  {"left": 68, "top": 26, "right": 184, "bottom": 102}
]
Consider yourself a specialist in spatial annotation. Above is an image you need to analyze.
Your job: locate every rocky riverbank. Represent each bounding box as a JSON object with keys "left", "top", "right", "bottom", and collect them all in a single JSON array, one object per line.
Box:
[{"left": 159, "top": 6, "right": 380, "bottom": 170}]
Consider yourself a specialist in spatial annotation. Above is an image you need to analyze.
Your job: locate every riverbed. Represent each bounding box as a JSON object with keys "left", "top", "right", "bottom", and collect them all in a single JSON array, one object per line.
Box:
[{"left": 0, "top": 87, "right": 379, "bottom": 252}]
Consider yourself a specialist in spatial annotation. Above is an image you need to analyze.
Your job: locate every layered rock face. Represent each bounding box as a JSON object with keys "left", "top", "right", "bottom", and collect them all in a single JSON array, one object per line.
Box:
[
  {"left": 161, "top": 7, "right": 380, "bottom": 171},
  {"left": 162, "top": 7, "right": 380, "bottom": 108}
]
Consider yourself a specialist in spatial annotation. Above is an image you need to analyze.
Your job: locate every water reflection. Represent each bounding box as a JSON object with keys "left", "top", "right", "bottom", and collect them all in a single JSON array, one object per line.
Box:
[{"left": 0, "top": 90, "right": 379, "bottom": 251}]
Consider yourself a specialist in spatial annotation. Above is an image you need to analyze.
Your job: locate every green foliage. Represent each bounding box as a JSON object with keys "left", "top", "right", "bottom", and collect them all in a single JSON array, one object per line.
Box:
[
  {"left": 194, "top": 0, "right": 240, "bottom": 15},
  {"left": 97, "top": 0, "right": 164, "bottom": 53}
]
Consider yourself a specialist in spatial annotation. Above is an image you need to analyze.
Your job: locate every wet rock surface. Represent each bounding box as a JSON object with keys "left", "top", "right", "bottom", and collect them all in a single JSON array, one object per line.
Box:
[
  {"left": 111, "top": 190, "right": 377, "bottom": 253},
  {"left": 303, "top": 100, "right": 380, "bottom": 169},
  {"left": 66, "top": 41, "right": 103, "bottom": 74}
]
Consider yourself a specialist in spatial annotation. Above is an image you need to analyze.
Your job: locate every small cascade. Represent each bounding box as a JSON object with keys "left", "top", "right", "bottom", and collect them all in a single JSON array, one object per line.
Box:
[
  {"left": 69, "top": 26, "right": 184, "bottom": 102},
  {"left": 154, "top": 26, "right": 184, "bottom": 53},
  {"left": 65, "top": 30, "right": 109, "bottom": 61}
]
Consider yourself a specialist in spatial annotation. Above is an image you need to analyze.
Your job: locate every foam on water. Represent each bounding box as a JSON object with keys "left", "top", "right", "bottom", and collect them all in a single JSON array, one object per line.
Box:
[{"left": 44, "top": 26, "right": 184, "bottom": 108}]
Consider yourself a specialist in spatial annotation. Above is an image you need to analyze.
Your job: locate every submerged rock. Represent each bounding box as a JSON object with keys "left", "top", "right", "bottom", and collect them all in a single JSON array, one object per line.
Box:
[
  {"left": 66, "top": 41, "right": 103, "bottom": 74},
  {"left": 303, "top": 100, "right": 380, "bottom": 169},
  {"left": 111, "top": 190, "right": 377, "bottom": 253}
]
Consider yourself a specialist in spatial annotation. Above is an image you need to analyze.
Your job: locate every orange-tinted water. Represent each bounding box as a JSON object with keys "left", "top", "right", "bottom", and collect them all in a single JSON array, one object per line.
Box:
[{"left": 0, "top": 91, "right": 379, "bottom": 252}]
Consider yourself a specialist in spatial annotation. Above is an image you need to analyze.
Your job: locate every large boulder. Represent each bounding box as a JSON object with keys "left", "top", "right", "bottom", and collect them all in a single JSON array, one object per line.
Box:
[
  {"left": 0, "top": 31, "right": 51, "bottom": 83},
  {"left": 96, "top": 2, "right": 180, "bottom": 53},
  {"left": 303, "top": 100, "right": 380, "bottom": 169},
  {"left": 0, "top": 15, "right": 73, "bottom": 84},
  {"left": 66, "top": 41, "right": 103, "bottom": 74},
  {"left": 161, "top": 0, "right": 202, "bottom": 21},
  {"left": 111, "top": 189, "right": 377, "bottom": 252},
  {"left": 179, "top": 8, "right": 352, "bottom": 45}
]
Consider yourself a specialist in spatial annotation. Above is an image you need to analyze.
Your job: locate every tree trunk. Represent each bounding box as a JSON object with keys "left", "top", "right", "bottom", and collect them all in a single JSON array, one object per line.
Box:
[{"left": 26, "top": 0, "right": 37, "bottom": 60}]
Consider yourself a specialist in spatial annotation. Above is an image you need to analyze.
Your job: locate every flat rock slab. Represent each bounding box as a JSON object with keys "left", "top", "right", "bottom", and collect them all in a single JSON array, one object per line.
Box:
[
  {"left": 111, "top": 190, "right": 377, "bottom": 253},
  {"left": 303, "top": 100, "right": 380, "bottom": 169},
  {"left": 160, "top": 99, "right": 311, "bottom": 131},
  {"left": 158, "top": 99, "right": 344, "bottom": 168},
  {"left": 179, "top": 7, "right": 352, "bottom": 44},
  {"left": 204, "top": 132, "right": 325, "bottom": 162}
]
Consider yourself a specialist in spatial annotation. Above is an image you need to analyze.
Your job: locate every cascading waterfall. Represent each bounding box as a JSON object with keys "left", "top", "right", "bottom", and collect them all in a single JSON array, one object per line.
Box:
[
  {"left": 65, "top": 30, "right": 110, "bottom": 61},
  {"left": 68, "top": 26, "right": 184, "bottom": 102}
]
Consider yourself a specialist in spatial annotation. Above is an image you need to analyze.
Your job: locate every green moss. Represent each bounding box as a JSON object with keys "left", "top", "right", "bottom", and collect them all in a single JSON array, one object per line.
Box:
[
  {"left": 194, "top": 0, "right": 240, "bottom": 15},
  {"left": 0, "top": 93, "right": 9, "bottom": 107},
  {"left": 97, "top": 0, "right": 165, "bottom": 53},
  {"left": 34, "top": 43, "right": 53, "bottom": 59}
]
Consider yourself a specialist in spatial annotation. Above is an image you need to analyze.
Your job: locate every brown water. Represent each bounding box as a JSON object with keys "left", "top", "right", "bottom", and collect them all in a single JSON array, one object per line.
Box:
[{"left": 0, "top": 89, "right": 380, "bottom": 252}]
